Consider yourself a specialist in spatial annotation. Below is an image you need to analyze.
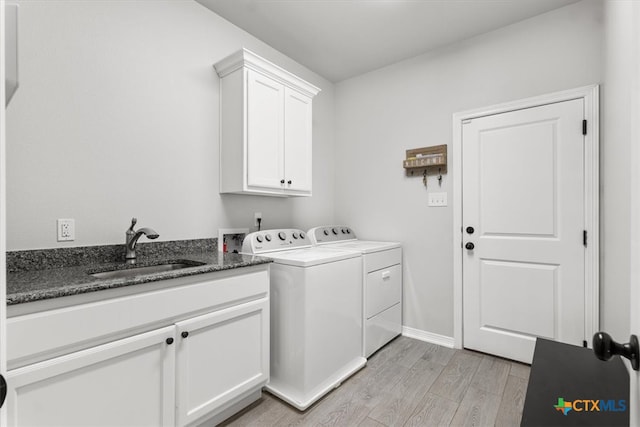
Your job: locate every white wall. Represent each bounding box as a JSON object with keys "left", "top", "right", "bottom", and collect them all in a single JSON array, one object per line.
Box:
[
  {"left": 5, "top": 0, "right": 335, "bottom": 250},
  {"left": 334, "top": 0, "right": 605, "bottom": 338}
]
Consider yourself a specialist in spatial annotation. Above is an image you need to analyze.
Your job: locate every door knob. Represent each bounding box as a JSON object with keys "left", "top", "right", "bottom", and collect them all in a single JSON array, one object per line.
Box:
[
  {"left": 593, "top": 332, "right": 639, "bottom": 371},
  {"left": 465, "top": 242, "right": 475, "bottom": 250},
  {"left": 0, "top": 374, "right": 6, "bottom": 408},
  {"left": 466, "top": 226, "right": 475, "bottom": 234}
]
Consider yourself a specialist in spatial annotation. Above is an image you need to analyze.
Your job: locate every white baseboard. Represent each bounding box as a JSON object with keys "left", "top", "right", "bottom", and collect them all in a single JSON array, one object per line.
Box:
[{"left": 402, "top": 326, "right": 455, "bottom": 348}]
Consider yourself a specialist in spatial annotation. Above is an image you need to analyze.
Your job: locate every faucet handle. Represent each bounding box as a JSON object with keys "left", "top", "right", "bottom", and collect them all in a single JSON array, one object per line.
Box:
[{"left": 128, "top": 217, "right": 137, "bottom": 232}]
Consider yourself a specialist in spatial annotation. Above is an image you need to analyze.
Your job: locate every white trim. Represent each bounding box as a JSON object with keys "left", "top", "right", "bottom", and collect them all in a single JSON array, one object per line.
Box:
[
  {"left": 402, "top": 326, "right": 455, "bottom": 348},
  {"left": 452, "top": 84, "right": 600, "bottom": 350},
  {"left": 0, "top": 2, "right": 8, "bottom": 423},
  {"left": 213, "top": 48, "right": 320, "bottom": 98}
]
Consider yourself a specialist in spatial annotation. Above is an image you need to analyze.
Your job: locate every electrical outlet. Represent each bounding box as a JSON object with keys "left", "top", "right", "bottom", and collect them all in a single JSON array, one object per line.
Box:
[
  {"left": 254, "top": 212, "right": 262, "bottom": 227},
  {"left": 428, "top": 192, "right": 448, "bottom": 207},
  {"left": 57, "top": 218, "right": 75, "bottom": 241}
]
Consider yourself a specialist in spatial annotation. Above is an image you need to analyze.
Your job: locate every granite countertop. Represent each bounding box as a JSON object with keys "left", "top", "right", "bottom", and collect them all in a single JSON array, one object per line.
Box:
[{"left": 7, "top": 239, "right": 271, "bottom": 305}]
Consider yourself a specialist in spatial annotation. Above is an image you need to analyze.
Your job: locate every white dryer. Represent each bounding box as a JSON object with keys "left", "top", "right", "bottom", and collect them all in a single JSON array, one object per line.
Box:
[
  {"left": 242, "top": 229, "right": 366, "bottom": 411},
  {"left": 308, "top": 226, "right": 402, "bottom": 358}
]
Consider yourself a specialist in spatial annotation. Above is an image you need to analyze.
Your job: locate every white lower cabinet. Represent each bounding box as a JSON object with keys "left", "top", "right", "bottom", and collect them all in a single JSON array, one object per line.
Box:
[
  {"left": 7, "top": 326, "right": 177, "bottom": 427},
  {"left": 176, "top": 298, "right": 269, "bottom": 426},
  {"left": 6, "top": 266, "right": 270, "bottom": 426}
]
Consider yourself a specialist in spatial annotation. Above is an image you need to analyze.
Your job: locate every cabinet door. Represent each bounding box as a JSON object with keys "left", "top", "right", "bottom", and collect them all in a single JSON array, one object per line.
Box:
[
  {"left": 246, "top": 69, "right": 284, "bottom": 191},
  {"left": 175, "top": 298, "right": 269, "bottom": 426},
  {"left": 284, "top": 87, "right": 313, "bottom": 194},
  {"left": 7, "top": 326, "right": 176, "bottom": 427}
]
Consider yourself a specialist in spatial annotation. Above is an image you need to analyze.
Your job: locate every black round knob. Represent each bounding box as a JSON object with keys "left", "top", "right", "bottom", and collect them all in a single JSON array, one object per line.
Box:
[
  {"left": 292, "top": 232, "right": 299, "bottom": 239},
  {"left": 181, "top": 331, "right": 189, "bottom": 339},
  {"left": 278, "top": 232, "right": 286, "bottom": 241},
  {"left": 280, "top": 179, "right": 285, "bottom": 184},
  {"left": 265, "top": 234, "right": 271, "bottom": 242},
  {"left": 256, "top": 235, "right": 263, "bottom": 243},
  {"left": 288, "top": 180, "right": 292, "bottom": 185},
  {"left": 593, "top": 332, "right": 639, "bottom": 370},
  {"left": 466, "top": 226, "right": 475, "bottom": 234},
  {"left": 465, "top": 242, "right": 475, "bottom": 250},
  {"left": 332, "top": 228, "right": 338, "bottom": 235},
  {"left": 166, "top": 337, "right": 174, "bottom": 345}
]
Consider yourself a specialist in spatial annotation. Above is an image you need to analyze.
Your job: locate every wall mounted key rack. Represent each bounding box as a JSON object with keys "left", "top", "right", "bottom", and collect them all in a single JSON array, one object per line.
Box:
[{"left": 403, "top": 144, "right": 447, "bottom": 187}]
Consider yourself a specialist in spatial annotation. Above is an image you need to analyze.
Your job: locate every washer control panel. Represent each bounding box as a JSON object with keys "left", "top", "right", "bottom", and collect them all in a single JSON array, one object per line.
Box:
[
  {"left": 242, "top": 229, "right": 311, "bottom": 254},
  {"left": 308, "top": 226, "right": 357, "bottom": 245}
]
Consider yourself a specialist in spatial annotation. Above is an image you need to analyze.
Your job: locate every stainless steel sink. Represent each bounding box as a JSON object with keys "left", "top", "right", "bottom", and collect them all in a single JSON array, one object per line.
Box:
[{"left": 91, "top": 261, "right": 205, "bottom": 280}]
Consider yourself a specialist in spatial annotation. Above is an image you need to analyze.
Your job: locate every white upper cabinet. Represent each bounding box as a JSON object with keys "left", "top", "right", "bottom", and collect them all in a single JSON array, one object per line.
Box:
[{"left": 215, "top": 48, "right": 320, "bottom": 197}]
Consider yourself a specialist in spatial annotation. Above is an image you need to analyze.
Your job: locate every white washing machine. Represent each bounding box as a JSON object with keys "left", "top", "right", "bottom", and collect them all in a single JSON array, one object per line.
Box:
[
  {"left": 242, "top": 229, "right": 366, "bottom": 410},
  {"left": 308, "top": 226, "right": 402, "bottom": 358}
]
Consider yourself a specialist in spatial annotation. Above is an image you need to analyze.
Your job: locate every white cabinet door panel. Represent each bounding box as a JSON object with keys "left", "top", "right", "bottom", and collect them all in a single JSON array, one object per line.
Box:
[
  {"left": 7, "top": 326, "right": 176, "bottom": 427},
  {"left": 284, "top": 88, "right": 312, "bottom": 194},
  {"left": 247, "top": 70, "right": 284, "bottom": 191},
  {"left": 175, "top": 298, "right": 269, "bottom": 426}
]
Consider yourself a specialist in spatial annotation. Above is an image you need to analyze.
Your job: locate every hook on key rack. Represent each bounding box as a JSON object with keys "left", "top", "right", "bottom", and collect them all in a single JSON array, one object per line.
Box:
[
  {"left": 423, "top": 170, "right": 427, "bottom": 187},
  {"left": 438, "top": 168, "right": 443, "bottom": 186}
]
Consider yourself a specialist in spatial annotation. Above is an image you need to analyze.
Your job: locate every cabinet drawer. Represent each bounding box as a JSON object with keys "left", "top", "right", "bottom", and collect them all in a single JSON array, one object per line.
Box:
[
  {"left": 365, "top": 303, "right": 402, "bottom": 358},
  {"left": 363, "top": 248, "right": 402, "bottom": 273},
  {"left": 365, "top": 264, "right": 402, "bottom": 319},
  {"left": 8, "top": 266, "right": 269, "bottom": 369}
]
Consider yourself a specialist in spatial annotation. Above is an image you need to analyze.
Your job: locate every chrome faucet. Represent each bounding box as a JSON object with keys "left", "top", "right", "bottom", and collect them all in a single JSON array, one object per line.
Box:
[{"left": 125, "top": 217, "right": 159, "bottom": 262}]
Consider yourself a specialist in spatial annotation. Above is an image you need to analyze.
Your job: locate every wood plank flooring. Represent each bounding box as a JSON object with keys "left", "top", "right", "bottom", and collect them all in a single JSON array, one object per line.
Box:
[{"left": 218, "top": 336, "right": 530, "bottom": 427}]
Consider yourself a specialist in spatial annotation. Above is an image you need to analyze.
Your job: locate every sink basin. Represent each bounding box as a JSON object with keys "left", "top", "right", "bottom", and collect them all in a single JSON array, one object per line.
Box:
[{"left": 91, "top": 261, "right": 205, "bottom": 280}]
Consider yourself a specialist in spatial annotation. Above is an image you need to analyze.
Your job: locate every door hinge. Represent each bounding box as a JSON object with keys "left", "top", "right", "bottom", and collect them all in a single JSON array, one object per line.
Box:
[
  {"left": 583, "top": 230, "right": 588, "bottom": 247},
  {"left": 583, "top": 340, "right": 588, "bottom": 348},
  {"left": 582, "top": 119, "right": 587, "bottom": 135}
]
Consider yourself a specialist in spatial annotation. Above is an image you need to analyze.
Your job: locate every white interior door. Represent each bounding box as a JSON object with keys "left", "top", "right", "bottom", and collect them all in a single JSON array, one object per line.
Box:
[
  {"left": 0, "top": 2, "right": 8, "bottom": 422},
  {"left": 629, "top": 3, "right": 640, "bottom": 422},
  {"left": 462, "top": 98, "right": 586, "bottom": 364}
]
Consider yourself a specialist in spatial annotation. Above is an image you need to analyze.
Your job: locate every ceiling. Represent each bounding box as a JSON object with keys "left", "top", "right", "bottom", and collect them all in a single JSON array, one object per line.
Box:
[{"left": 197, "top": 0, "right": 581, "bottom": 82}]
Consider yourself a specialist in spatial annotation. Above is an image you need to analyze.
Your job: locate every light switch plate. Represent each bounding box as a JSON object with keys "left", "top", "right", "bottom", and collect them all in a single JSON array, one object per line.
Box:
[{"left": 428, "top": 192, "right": 448, "bottom": 207}]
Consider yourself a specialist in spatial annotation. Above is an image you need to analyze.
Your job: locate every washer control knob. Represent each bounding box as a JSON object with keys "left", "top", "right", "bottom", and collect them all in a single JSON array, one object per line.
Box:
[
  {"left": 346, "top": 228, "right": 351, "bottom": 234},
  {"left": 278, "top": 232, "right": 286, "bottom": 241},
  {"left": 265, "top": 234, "right": 272, "bottom": 242},
  {"left": 332, "top": 228, "right": 338, "bottom": 235},
  {"left": 292, "top": 232, "right": 299, "bottom": 239},
  {"left": 256, "top": 235, "right": 263, "bottom": 243},
  {"left": 300, "top": 232, "right": 306, "bottom": 239},
  {"left": 323, "top": 229, "right": 329, "bottom": 236}
]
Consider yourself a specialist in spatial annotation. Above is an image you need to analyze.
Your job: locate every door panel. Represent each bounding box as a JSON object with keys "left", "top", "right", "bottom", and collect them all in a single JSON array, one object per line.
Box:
[
  {"left": 463, "top": 99, "right": 585, "bottom": 363},
  {"left": 7, "top": 327, "right": 176, "bottom": 427},
  {"left": 479, "top": 120, "right": 557, "bottom": 236},
  {"left": 175, "top": 298, "right": 269, "bottom": 427},
  {"left": 283, "top": 88, "right": 312, "bottom": 193},
  {"left": 247, "top": 70, "right": 284, "bottom": 190}
]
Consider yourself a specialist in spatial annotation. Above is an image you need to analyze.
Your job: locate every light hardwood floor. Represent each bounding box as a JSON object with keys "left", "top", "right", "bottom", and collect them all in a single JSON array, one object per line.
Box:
[{"left": 219, "top": 336, "right": 530, "bottom": 427}]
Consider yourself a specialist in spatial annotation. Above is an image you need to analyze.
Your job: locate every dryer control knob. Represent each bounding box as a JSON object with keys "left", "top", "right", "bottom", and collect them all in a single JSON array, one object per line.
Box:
[
  {"left": 292, "top": 232, "right": 299, "bottom": 239},
  {"left": 323, "top": 229, "right": 329, "bottom": 236},
  {"left": 265, "top": 234, "right": 272, "bottom": 242},
  {"left": 300, "top": 232, "right": 306, "bottom": 239},
  {"left": 278, "top": 232, "right": 286, "bottom": 241},
  {"left": 332, "top": 228, "right": 338, "bottom": 235},
  {"left": 256, "top": 235, "right": 263, "bottom": 243}
]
